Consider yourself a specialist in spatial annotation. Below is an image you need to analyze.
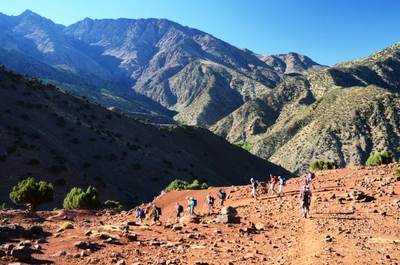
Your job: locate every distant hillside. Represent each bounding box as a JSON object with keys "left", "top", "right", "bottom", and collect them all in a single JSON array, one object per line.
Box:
[
  {"left": 210, "top": 43, "right": 400, "bottom": 174},
  {"left": 0, "top": 67, "right": 294, "bottom": 210}
]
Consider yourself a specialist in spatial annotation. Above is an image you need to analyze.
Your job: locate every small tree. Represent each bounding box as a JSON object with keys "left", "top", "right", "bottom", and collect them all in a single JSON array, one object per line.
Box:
[
  {"left": 311, "top": 160, "right": 338, "bottom": 172},
  {"left": 9, "top": 177, "right": 54, "bottom": 213},
  {"left": 63, "top": 186, "right": 102, "bottom": 210},
  {"left": 366, "top": 151, "right": 392, "bottom": 167},
  {"left": 103, "top": 200, "right": 123, "bottom": 213}
]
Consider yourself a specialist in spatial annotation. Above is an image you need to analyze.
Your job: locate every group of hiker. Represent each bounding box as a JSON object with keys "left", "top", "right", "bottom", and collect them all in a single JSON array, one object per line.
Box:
[
  {"left": 177, "top": 189, "right": 227, "bottom": 218},
  {"left": 250, "top": 169, "right": 316, "bottom": 218},
  {"left": 135, "top": 169, "right": 316, "bottom": 224},
  {"left": 135, "top": 189, "right": 228, "bottom": 225}
]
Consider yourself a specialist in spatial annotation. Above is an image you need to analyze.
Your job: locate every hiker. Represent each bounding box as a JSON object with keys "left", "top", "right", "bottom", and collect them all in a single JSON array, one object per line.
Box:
[
  {"left": 269, "top": 174, "right": 277, "bottom": 195},
  {"left": 190, "top": 197, "right": 197, "bottom": 215},
  {"left": 205, "top": 193, "right": 215, "bottom": 215},
  {"left": 307, "top": 170, "right": 316, "bottom": 189},
  {"left": 175, "top": 202, "right": 183, "bottom": 221},
  {"left": 250, "top": 178, "right": 258, "bottom": 200},
  {"left": 219, "top": 189, "right": 226, "bottom": 207},
  {"left": 300, "top": 185, "right": 312, "bottom": 218},
  {"left": 186, "top": 196, "right": 192, "bottom": 214},
  {"left": 278, "top": 176, "right": 285, "bottom": 195},
  {"left": 136, "top": 207, "right": 145, "bottom": 224},
  {"left": 152, "top": 204, "right": 161, "bottom": 224},
  {"left": 303, "top": 174, "right": 311, "bottom": 187}
]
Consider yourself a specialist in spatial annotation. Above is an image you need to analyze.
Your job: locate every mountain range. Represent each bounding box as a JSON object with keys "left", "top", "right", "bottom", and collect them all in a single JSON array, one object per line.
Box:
[{"left": 0, "top": 10, "right": 399, "bottom": 176}]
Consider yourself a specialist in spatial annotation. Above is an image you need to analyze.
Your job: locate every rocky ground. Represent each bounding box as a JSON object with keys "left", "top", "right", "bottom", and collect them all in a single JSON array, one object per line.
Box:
[{"left": 0, "top": 164, "right": 399, "bottom": 265}]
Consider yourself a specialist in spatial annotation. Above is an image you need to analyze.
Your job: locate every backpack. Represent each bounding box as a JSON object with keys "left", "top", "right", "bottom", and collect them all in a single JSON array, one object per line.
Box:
[
  {"left": 138, "top": 209, "right": 145, "bottom": 218},
  {"left": 177, "top": 205, "right": 183, "bottom": 212},
  {"left": 209, "top": 196, "right": 215, "bottom": 205},
  {"left": 301, "top": 191, "right": 309, "bottom": 202},
  {"left": 155, "top": 206, "right": 162, "bottom": 215},
  {"left": 219, "top": 191, "right": 226, "bottom": 199},
  {"left": 281, "top": 178, "right": 286, "bottom": 186},
  {"left": 191, "top": 199, "right": 197, "bottom": 207},
  {"left": 311, "top": 173, "right": 316, "bottom": 179},
  {"left": 254, "top": 180, "right": 259, "bottom": 188}
]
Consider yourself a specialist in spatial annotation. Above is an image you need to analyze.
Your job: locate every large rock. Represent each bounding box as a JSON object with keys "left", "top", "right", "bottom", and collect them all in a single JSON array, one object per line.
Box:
[
  {"left": 11, "top": 247, "right": 34, "bottom": 261},
  {"left": 221, "top": 206, "right": 237, "bottom": 216},
  {"left": 349, "top": 190, "right": 366, "bottom": 201},
  {"left": 179, "top": 215, "right": 200, "bottom": 224}
]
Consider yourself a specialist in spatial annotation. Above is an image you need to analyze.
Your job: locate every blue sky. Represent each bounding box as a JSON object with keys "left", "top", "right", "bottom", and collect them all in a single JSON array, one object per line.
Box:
[{"left": 1, "top": 0, "right": 400, "bottom": 66}]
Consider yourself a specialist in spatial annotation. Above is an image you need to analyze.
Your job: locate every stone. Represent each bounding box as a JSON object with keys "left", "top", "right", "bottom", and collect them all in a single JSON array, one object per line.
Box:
[
  {"left": 221, "top": 206, "right": 237, "bottom": 216},
  {"left": 11, "top": 248, "right": 34, "bottom": 261}
]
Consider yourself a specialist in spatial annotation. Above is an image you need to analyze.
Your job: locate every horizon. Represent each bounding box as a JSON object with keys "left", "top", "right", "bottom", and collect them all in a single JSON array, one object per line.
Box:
[{"left": 1, "top": 0, "right": 400, "bottom": 67}]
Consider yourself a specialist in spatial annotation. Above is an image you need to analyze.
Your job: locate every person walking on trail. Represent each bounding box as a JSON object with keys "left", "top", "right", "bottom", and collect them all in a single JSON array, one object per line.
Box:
[
  {"left": 190, "top": 197, "right": 197, "bottom": 215},
  {"left": 218, "top": 189, "right": 226, "bottom": 207},
  {"left": 152, "top": 204, "right": 162, "bottom": 224},
  {"left": 278, "top": 176, "right": 285, "bottom": 195},
  {"left": 175, "top": 202, "right": 183, "bottom": 221},
  {"left": 307, "top": 170, "right": 316, "bottom": 189},
  {"left": 303, "top": 174, "right": 311, "bottom": 187},
  {"left": 186, "top": 196, "right": 192, "bottom": 215},
  {"left": 300, "top": 185, "right": 312, "bottom": 218},
  {"left": 250, "top": 178, "right": 259, "bottom": 200},
  {"left": 205, "top": 193, "right": 215, "bottom": 215},
  {"left": 269, "top": 174, "right": 277, "bottom": 196},
  {"left": 136, "top": 208, "right": 145, "bottom": 224}
]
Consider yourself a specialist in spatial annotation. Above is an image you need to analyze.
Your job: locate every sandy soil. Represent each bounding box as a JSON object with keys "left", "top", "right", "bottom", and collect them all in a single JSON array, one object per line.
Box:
[{"left": 0, "top": 164, "right": 399, "bottom": 265}]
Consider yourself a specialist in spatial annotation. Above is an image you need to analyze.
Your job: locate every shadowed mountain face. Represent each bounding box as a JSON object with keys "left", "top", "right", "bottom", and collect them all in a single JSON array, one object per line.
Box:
[{"left": 0, "top": 68, "right": 294, "bottom": 210}]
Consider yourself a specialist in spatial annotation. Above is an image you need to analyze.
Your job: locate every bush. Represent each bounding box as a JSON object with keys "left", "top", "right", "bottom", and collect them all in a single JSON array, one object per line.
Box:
[
  {"left": 63, "top": 186, "right": 102, "bottom": 210},
  {"left": 165, "top": 179, "right": 209, "bottom": 191},
  {"left": 366, "top": 151, "right": 392, "bottom": 167},
  {"left": 234, "top": 141, "right": 253, "bottom": 151},
  {"left": 103, "top": 200, "right": 123, "bottom": 213},
  {"left": 9, "top": 177, "right": 54, "bottom": 213},
  {"left": 310, "top": 160, "right": 338, "bottom": 172}
]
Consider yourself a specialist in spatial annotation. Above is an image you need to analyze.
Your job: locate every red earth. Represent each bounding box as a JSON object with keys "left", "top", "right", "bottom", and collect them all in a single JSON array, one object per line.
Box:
[{"left": 0, "top": 164, "right": 399, "bottom": 265}]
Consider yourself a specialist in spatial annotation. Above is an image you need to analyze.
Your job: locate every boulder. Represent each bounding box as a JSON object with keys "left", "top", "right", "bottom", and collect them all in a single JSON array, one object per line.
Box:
[
  {"left": 221, "top": 206, "right": 237, "bottom": 216},
  {"left": 179, "top": 215, "right": 200, "bottom": 224},
  {"left": 349, "top": 190, "right": 366, "bottom": 201}
]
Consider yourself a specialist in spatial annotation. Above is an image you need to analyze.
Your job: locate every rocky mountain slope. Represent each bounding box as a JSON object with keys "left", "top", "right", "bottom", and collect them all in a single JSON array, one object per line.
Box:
[
  {"left": 0, "top": 65, "right": 293, "bottom": 210},
  {"left": 0, "top": 10, "right": 325, "bottom": 127},
  {"left": 211, "top": 43, "right": 400, "bottom": 174},
  {"left": 0, "top": 164, "right": 399, "bottom": 264}
]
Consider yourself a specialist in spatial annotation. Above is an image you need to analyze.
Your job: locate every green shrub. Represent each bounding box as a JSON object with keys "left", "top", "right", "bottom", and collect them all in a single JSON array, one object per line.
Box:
[
  {"left": 9, "top": 177, "right": 54, "bottom": 212},
  {"left": 311, "top": 160, "right": 338, "bottom": 172},
  {"left": 103, "top": 200, "right": 123, "bottom": 213},
  {"left": 63, "top": 186, "right": 102, "bottom": 210},
  {"left": 1, "top": 202, "right": 7, "bottom": 210},
  {"left": 165, "top": 179, "right": 209, "bottom": 191},
  {"left": 234, "top": 141, "right": 253, "bottom": 151},
  {"left": 395, "top": 167, "right": 400, "bottom": 176},
  {"left": 366, "top": 151, "right": 392, "bottom": 167}
]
